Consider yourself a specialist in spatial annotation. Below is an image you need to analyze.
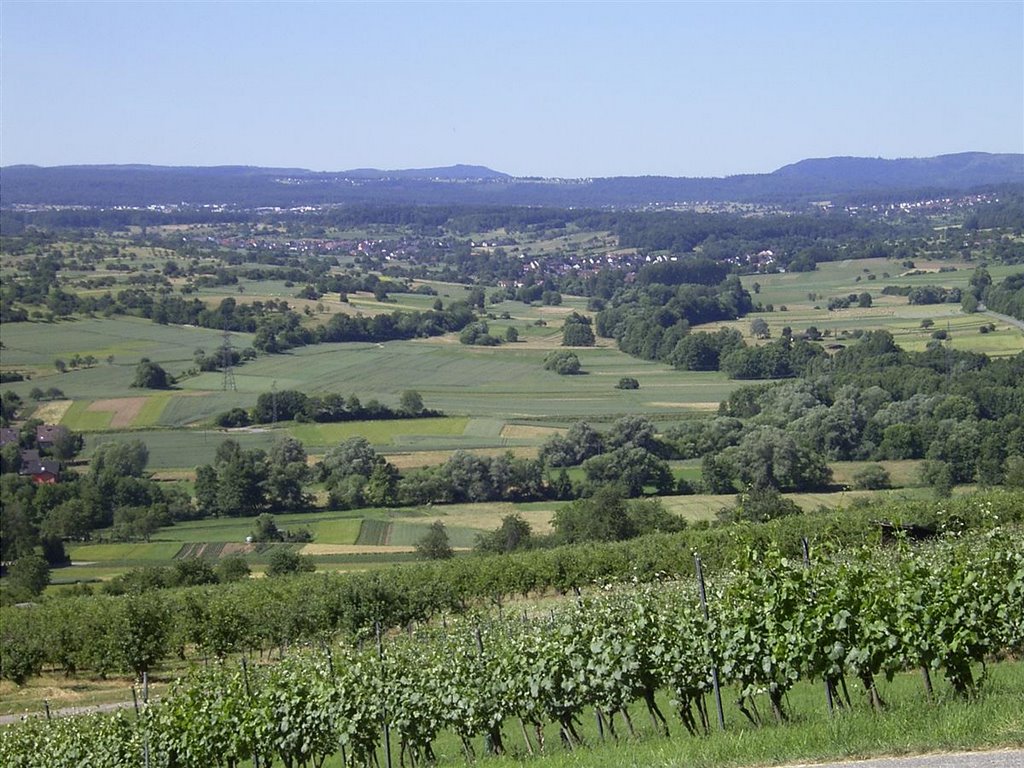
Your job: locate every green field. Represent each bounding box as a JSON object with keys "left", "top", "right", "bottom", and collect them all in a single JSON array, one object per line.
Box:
[
  {"left": 290, "top": 416, "right": 471, "bottom": 449},
  {"left": 735, "top": 259, "right": 1024, "bottom": 357}
]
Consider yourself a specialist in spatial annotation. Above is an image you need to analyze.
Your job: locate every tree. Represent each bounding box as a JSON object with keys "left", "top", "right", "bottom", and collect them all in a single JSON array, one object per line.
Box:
[
  {"left": 459, "top": 321, "right": 500, "bottom": 346},
  {"left": 321, "top": 436, "right": 379, "bottom": 480},
  {"left": 131, "top": 360, "right": 170, "bottom": 389},
  {"left": 921, "top": 460, "right": 953, "bottom": 498},
  {"left": 251, "top": 513, "right": 283, "bottom": 542},
  {"left": 196, "top": 440, "right": 269, "bottom": 517},
  {"left": 91, "top": 439, "right": 150, "bottom": 478},
  {"left": 582, "top": 445, "right": 674, "bottom": 496},
  {"left": 750, "top": 318, "right": 771, "bottom": 339},
  {"left": 562, "top": 312, "right": 595, "bottom": 346},
  {"left": 0, "top": 504, "right": 37, "bottom": 562},
  {"left": 171, "top": 557, "right": 217, "bottom": 587},
  {"left": 399, "top": 390, "right": 424, "bottom": 416},
  {"left": 1004, "top": 455, "right": 1024, "bottom": 488},
  {"left": 858, "top": 292, "right": 873, "bottom": 308},
  {"left": 363, "top": 461, "right": 399, "bottom": 506},
  {"left": 504, "top": 326, "right": 519, "bottom": 343},
  {"left": 627, "top": 497, "right": 687, "bottom": 534},
  {"left": 266, "top": 437, "right": 310, "bottom": 511},
  {"left": 54, "top": 359, "right": 66, "bottom": 374},
  {"left": 539, "top": 421, "right": 605, "bottom": 467},
  {"left": 543, "top": 350, "right": 582, "bottom": 375},
  {"left": 852, "top": 464, "right": 892, "bottom": 490},
  {"left": 117, "top": 594, "right": 171, "bottom": 679},
  {"left": 616, "top": 376, "right": 639, "bottom": 390},
  {"left": 552, "top": 484, "right": 634, "bottom": 543},
  {"left": 606, "top": 415, "right": 660, "bottom": 453},
  {"left": 476, "top": 513, "right": 533, "bottom": 554},
  {"left": 215, "top": 555, "right": 251, "bottom": 583},
  {"left": 717, "top": 486, "right": 801, "bottom": 523},
  {"left": 720, "top": 426, "right": 832, "bottom": 491},
  {"left": 266, "top": 547, "right": 315, "bottom": 576},
  {"left": 7, "top": 555, "right": 50, "bottom": 600},
  {"left": 415, "top": 521, "right": 454, "bottom": 560}
]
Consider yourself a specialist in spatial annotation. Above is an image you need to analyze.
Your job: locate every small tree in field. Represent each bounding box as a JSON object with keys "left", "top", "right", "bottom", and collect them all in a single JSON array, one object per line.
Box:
[
  {"left": 266, "top": 547, "right": 315, "bottom": 577},
  {"left": 416, "top": 521, "right": 454, "bottom": 560},
  {"left": 399, "top": 390, "right": 424, "bottom": 416},
  {"left": 852, "top": 464, "right": 892, "bottom": 490},
  {"left": 544, "top": 350, "right": 582, "bottom": 375},
  {"left": 132, "top": 359, "right": 170, "bottom": 389}
]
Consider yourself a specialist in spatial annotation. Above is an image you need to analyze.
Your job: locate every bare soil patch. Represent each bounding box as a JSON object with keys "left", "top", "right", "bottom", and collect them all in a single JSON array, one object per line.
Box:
[
  {"left": 647, "top": 401, "right": 721, "bottom": 410},
  {"left": 300, "top": 543, "right": 416, "bottom": 555},
  {"left": 500, "top": 424, "right": 565, "bottom": 440},
  {"left": 87, "top": 397, "right": 147, "bottom": 428}
]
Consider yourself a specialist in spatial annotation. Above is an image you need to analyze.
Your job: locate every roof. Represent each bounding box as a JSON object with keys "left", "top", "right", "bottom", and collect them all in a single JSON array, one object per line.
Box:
[
  {"left": 36, "top": 424, "right": 68, "bottom": 445},
  {"left": 0, "top": 427, "right": 18, "bottom": 447},
  {"left": 18, "top": 449, "right": 60, "bottom": 478}
]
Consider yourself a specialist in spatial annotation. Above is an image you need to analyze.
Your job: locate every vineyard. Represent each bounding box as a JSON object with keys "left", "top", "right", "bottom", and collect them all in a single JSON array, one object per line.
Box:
[{"left": 2, "top": 530, "right": 1022, "bottom": 767}]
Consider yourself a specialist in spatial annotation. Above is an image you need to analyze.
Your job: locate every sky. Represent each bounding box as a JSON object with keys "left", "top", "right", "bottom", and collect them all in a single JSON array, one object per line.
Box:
[{"left": 1, "top": 1, "right": 1022, "bottom": 178}]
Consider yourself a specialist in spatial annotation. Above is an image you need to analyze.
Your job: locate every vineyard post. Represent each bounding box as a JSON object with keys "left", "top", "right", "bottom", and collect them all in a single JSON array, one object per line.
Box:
[
  {"left": 132, "top": 686, "right": 139, "bottom": 716},
  {"left": 44, "top": 699, "right": 51, "bottom": 721},
  {"left": 241, "top": 658, "right": 259, "bottom": 768},
  {"left": 695, "top": 554, "right": 725, "bottom": 731},
  {"left": 802, "top": 537, "right": 835, "bottom": 718},
  {"left": 376, "top": 622, "right": 394, "bottom": 768},
  {"left": 141, "top": 673, "right": 151, "bottom": 768}
]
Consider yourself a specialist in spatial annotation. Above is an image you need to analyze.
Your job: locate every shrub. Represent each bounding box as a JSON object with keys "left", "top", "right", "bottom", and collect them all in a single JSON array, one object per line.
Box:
[
  {"left": 544, "top": 350, "right": 582, "bottom": 375},
  {"left": 852, "top": 464, "right": 892, "bottom": 490}
]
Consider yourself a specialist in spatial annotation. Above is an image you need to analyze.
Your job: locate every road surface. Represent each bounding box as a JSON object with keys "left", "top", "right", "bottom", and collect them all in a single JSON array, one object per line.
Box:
[{"left": 781, "top": 751, "right": 1024, "bottom": 768}]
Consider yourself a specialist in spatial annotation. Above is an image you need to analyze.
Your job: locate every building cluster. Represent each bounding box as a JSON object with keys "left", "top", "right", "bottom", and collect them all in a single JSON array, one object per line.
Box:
[{"left": 0, "top": 423, "right": 65, "bottom": 483}]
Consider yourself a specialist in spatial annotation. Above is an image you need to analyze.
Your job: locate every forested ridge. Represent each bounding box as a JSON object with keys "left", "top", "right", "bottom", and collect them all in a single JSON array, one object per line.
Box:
[{"left": 2, "top": 153, "right": 1022, "bottom": 207}]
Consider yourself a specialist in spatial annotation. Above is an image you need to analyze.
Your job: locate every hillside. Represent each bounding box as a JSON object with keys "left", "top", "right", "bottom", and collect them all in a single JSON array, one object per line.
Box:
[{"left": 1, "top": 153, "right": 1021, "bottom": 209}]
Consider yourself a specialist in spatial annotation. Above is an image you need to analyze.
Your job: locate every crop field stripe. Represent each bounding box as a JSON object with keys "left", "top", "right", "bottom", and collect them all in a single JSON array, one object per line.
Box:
[
  {"left": 355, "top": 519, "right": 391, "bottom": 546},
  {"left": 383, "top": 520, "right": 482, "bottom": 548},
  {"left": 60, "top": 400, "right": 113, "bottom": 431},
  {"left": 288, "top": 417, "right": 470, "bottom": 448},
  {"left": 133, "top": 395, "right": 172, "bottom": 427}
]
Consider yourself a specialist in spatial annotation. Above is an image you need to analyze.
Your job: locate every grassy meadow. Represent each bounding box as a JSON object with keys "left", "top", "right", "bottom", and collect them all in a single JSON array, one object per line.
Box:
[{"left": 734, "top": 258, "right": 1024, "bottom": 356}]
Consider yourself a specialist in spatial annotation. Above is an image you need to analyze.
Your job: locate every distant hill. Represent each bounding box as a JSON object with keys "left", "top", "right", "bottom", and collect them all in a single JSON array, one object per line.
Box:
[
  {"left": 1, "top": 153, "right": 1020, "bottom": 208},
  {"left": 336, "top": 164, "right": 510, "bottom": 180},
  {"left": 772, "top": 152, "right": 1024, "bottom": 190}
]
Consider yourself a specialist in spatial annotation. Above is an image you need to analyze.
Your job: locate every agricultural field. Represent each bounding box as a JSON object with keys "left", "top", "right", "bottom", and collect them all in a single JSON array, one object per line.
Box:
[
  {"left": 2, "top": 250, "right": 1018, "bottom": 590},
  {"left": 733, "top": 258, "right": 1024, "bottom": 356},
  {"left": 46, "top": 479, "right": 948, "bottom": 585},
  {"left": 3, "top": 306, "right": 742, "bottom": 470}
]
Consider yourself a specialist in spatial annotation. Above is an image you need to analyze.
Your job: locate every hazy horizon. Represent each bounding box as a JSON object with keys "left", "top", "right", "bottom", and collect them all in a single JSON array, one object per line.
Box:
[{"left": 3, "top": 150, "right": 1023, "bottom": 181}]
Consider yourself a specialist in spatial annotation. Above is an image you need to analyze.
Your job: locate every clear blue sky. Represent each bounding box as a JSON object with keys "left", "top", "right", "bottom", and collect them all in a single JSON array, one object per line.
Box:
[{"left": 2, "top": 1, "right": 1021, "bottom": 177}]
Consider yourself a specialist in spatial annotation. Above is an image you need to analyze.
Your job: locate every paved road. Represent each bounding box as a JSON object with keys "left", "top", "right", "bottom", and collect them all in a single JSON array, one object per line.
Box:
[{"left": 782, "top": 750, "right": 1024, "bottom": 768}]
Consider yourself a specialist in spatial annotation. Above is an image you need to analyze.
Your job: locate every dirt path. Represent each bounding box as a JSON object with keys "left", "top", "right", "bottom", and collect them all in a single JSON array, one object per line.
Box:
[{"left": 980, "top": 305, "right": 1024, "bottom": 333}]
